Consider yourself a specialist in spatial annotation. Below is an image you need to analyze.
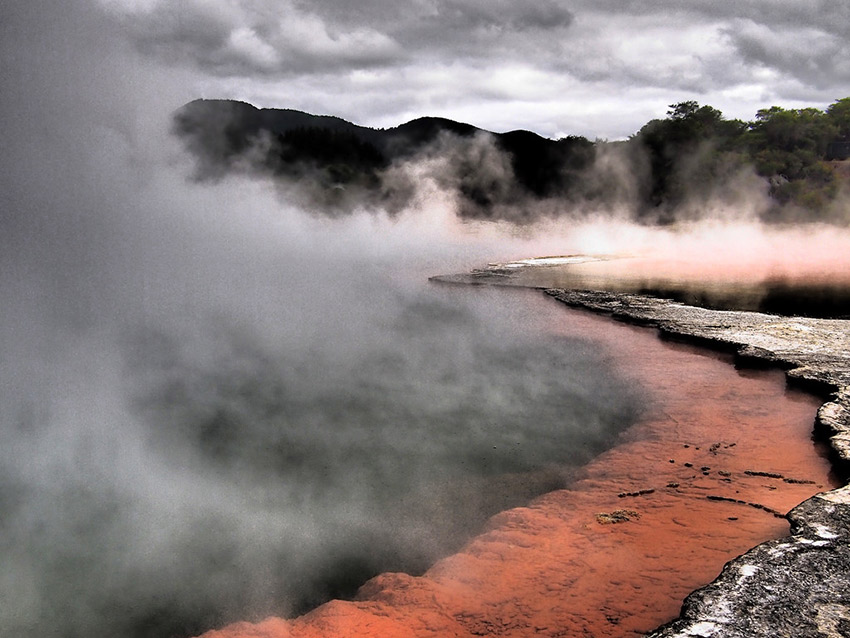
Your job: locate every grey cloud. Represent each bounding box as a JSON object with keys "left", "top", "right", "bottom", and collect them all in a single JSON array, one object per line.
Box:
[
  {"left": 131, "top": 13, "right": 236, "bottom": 71},
  {"left": 722, "top": 19, "right": 850, "bottom": 90},
  {"left": 291, "top": 0, "right": 574, "bottom": 33},
  {"left": 567, "top": 0, "right": 848, "bottom": 30},
  {"left": 100, "top": 0, "right": 574, "bottom": 77},
  {"left": 696, "top": 0, "right": 849, "bottom": 37},
  {"left": 425, "top": 0, "right": 574, "bottom": 32},
  {"left": 95, "top": 0, "right": 849, "bottom": 119},
  {"left": 543, "top": 3, "right": 850, "bottom": 104},
  {"left": 102, "top": 0, "right": 403, "bottom": 76}
]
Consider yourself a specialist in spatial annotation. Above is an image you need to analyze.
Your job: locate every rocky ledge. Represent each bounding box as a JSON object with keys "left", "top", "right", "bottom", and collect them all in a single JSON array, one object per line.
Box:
[{"left": 545, "top": 289, "right": 850, "bottom": 637}]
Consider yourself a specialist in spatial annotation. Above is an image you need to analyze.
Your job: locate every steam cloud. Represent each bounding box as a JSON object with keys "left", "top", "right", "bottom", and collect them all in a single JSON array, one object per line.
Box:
[
  {"left": 5, "top": 4, "right": 850, "bottom": 638},
  {"left": 172, "top": 97, "right": 850, "bottom": 226},
  {"left": 1, "top": 3, "right": 641, "bottom": 638}
]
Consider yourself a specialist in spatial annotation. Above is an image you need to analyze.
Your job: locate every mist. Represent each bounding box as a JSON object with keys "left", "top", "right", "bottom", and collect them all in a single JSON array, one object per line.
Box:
[
  {"left": 7, "top": 4, "right": 850, "bottom": 638},
  {"left": 0, "top": 4, "right": 645, "bottom": 637},
  {"left": 175, "top": 104, "right": 850, "bottom": 227}
]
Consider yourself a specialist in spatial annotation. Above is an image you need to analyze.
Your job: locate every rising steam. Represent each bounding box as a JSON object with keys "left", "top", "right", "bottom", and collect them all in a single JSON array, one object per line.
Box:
[
  {"left": 172, "top": 97, "right": 850, "bottom": 226},
  {"left": 4, "top": 4, "right": 850, "bottom": 638},
  {"left": 0, "top": 5, "right": 643, "bottom": 638}
]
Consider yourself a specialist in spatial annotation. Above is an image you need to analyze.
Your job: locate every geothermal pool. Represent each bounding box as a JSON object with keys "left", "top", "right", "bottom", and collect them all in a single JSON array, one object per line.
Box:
[
  {"left": 2, "top": 244, "right": 841, "bottom": 638},
  {"left": 0, "top": 280, "right": 641, "bottom": 638},
  {"left": 194, "top": 286, "right": 837, "bottom": 638}
]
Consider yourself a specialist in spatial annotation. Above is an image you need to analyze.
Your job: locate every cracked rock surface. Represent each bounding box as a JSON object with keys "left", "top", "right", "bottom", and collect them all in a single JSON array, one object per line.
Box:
[
  {"left": 648, "top": 488, "right": 850, "bottom": 638},
  {"left": 543, "top": 288, "right": 850, "bottom": 637}
]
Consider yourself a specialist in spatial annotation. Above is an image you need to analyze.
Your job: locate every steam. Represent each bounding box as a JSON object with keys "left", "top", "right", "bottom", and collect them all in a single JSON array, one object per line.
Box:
[
  {"left": 5, "top": 4, "right": 850, "bottom": 638},
  {"left": 1, "top": 121, "right": 648, "bottom": 634},
  {"left": 0, "top": 95, "right": 642, "bottom": 634},
  {"left": 173, "top": 94, "right": 850, "bottom": 227},
  {"left": 1, "top": 4, "right": 642, "bottom": 638}
]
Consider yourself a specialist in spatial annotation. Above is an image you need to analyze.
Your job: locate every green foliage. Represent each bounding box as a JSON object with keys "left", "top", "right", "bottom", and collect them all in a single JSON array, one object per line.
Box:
[
  {"left": 748, "top": 106, "right": 836, "bottom": 156},
  {"left": 634, "top": 101, "right": 748, "bottom": 212},
  {"left": 740, "top": 104, "right": 843, "bottom": 214},
  {"left": 827, "top": 98, "right": 850, "bottom": 141},
  {"left": 632, "top": 97, "right": 849, "bottom": 218}
]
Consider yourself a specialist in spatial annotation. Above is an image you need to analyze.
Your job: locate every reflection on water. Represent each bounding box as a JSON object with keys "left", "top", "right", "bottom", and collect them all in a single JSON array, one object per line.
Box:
[
  {"left": 464, "top": 255, "right": 850, "bottom": 318},
  {"left": 637, "top": 280, "right": 850, "bottom": 319},
  {"left": 0, "top": 284, "right": 640, "bottom": 638}
]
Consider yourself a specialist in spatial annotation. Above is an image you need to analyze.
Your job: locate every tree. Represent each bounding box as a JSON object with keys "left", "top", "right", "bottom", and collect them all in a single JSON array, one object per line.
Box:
[
  {"left": 748, "top": 106, "right": 836, "bottom": 156},
  {"left": 633, "top": 102, "right": 747, "bottom": 214},
  {"left": 827, "top": 97, "right": 850, "bottom": 141}
]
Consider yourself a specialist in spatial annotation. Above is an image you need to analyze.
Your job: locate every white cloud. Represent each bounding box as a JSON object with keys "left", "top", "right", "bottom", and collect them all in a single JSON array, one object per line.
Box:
[
  {"left": 226, "top": 26, "right": 280, "bottom": 69},
  {"left": 275, "top": 11, "right": 401, "bottom": 66}
]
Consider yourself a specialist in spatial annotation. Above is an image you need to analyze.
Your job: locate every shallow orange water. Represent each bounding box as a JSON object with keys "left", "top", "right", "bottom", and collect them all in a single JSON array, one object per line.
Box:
[{"left": 199, "top": 297, "right": 837, "bottom": 638}]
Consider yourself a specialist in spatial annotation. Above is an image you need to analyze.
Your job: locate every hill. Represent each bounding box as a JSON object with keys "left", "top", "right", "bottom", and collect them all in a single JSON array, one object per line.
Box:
[
  {"left": 172, "top": 99, "right": 595, "bottom": 218},
  {"left": 172, "top": 98, "right": 850, "bottom": 223}
]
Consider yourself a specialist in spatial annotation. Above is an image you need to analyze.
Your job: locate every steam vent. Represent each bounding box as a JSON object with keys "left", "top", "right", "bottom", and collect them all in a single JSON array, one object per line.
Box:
[{"left": 199, "top": 285, "right": 850, "bottom": 638}]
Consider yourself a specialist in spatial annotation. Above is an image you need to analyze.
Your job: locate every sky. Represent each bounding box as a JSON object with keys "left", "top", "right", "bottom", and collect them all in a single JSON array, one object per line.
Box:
[{"left": 85, "top": 0, "right": 850, "bottom": 139}]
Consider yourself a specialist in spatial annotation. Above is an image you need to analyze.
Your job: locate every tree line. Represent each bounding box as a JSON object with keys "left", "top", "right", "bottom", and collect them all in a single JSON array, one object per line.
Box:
[
  {"left": 173, "top": 97, "right": 850, "bottom": 223},
  {"left": 634, "top": 97, "right": 850, "bottom": 220}
]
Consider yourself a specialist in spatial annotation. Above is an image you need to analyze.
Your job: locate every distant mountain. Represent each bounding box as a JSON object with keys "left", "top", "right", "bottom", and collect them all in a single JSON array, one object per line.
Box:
[
  {"left": 172, "top": 99, "right": 595, "bottom": 218},
  {"left": 174, "top": 99, "right": 386, "bottom": 144},
  {"left": 173, "top": 99, "right": 557, "bottom": 159},
  {"left": 173, "top": 97, "right": 850, "bottom": 223}
]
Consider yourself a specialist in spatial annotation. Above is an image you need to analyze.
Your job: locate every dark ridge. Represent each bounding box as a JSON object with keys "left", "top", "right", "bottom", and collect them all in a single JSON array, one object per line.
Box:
[
  {"left": 172, "top": 99, "right": 388, "bottom": 174},
  {"left": 388, "top": 116, "right": 480, "bottom": 149},
  {"left": 171, "top": 99, "right": 595, "bottom": 218},
  {"left": 172, "top": 97, "right": 850, "bottom": 222},
  {"left": 172, "top": 99, "right": 484, "bottom": 163},
  {"left": 497, "top": 131, "right": 595, "bottom": 197},
  {"left": 174, "top": 99, "right": 385, "bottom": 144}
]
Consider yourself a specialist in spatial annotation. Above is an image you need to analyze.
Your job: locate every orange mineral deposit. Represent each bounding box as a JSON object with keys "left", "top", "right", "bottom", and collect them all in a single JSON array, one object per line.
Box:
[{"left": 199, "top": 294, "right": 836, "bottom": 638}]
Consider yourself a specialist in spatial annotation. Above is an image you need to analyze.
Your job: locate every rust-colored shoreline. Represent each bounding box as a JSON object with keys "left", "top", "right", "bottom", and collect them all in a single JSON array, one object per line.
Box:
[
  {"left": 544, "top": 289, "right": 850, "bottom": 637},
  {"left": 198, "top": 293, "right": 839, "bottom": 638}
]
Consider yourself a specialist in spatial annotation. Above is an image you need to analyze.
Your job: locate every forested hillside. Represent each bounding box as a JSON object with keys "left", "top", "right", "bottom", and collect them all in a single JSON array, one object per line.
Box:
[
  {"left": 173, "top": 98, "right": 850, "bottom": 223},
  {"left": 634, "top": 98, "right": 850, "bottom": 221}
]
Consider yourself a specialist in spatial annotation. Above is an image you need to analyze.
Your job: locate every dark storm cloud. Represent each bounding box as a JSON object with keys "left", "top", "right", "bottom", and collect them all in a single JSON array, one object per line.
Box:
[
  {"left": 98, "top": 0, "right": 403, "bottom": 75},
  {"left": 301, "top": 0, "right": 574, "bottom": 33},
  {"left": 97, "top": 0, "right": 844, "bottom": 85},
  {"left": 567, "top": 0, "right": 849, "bottom": 32},
  {"left": 418, "top": 0, "right": 574, "bottom": 32},
  {"left": 721, "top": 20, "right": 850, "bottom": 90}
]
